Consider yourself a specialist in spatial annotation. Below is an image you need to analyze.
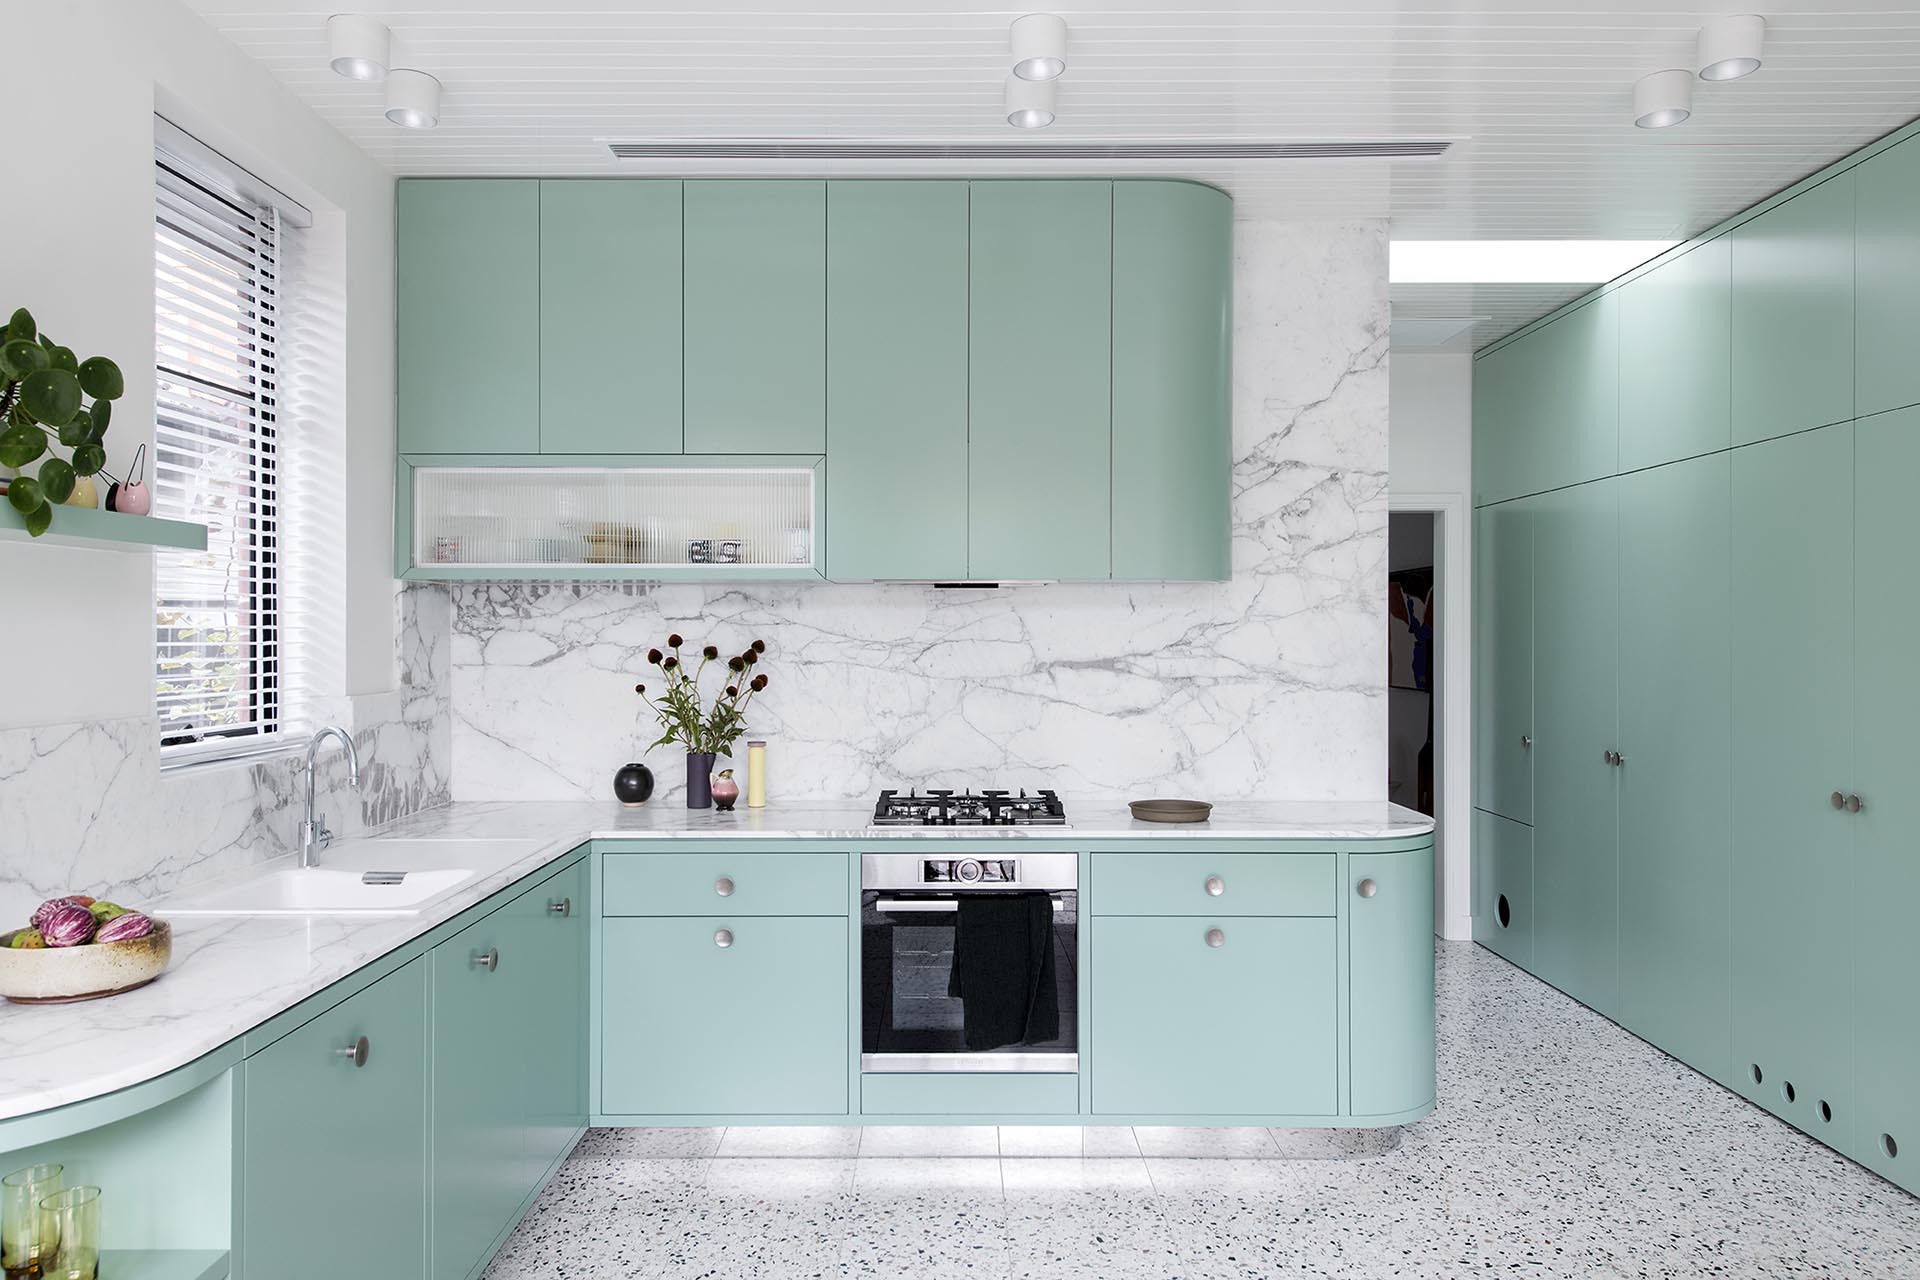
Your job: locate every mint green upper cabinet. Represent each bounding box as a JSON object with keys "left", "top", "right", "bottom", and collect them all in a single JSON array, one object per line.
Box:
[
  {"left": 1111, "top": 181, "right": 1232, "bottom": 581},
  {"left": 539, "top": 181, "right": 682, "bottom": 454},
  {"left": 1730, "top": 423, "right": 1854, "bottom": 1130},
  {"left": 1618, "top": 239, "right": 1731, "bottom": 471},
  {"left": 824, "top": 181, "right": 969, "bottom": 581},
  {"left": 1851, "top": 406, "right": 1919, "bottom": 1187},
  {"left": 683, "top": 180, "right": 826, "bottom": 454},
  {"left": 1617, "top": 453, "right": 1732, "bottom": 1085},
  {"left": 1529, "top": 478, "right": 1619, "bottom": 1017},
  {"left": 1731, "top": 173, "right": 1855, "bottom": 445},
  {"left": 1472, "top": 340, "right": 1533, "bottom": 506},
  {"left": 1854, "top": 141, "right": 1920, "bottom": 419},
  {"left": 1472, "top": 499, "right": 1532, "bottom": 824},
  {"left": 968, "top": 181, "right": 1113, "bottom": 581},
  {"left": 398, "top": 180, "right": 540, "bottom": 454},
  {"left": 1348, "top": 849, "right": 1435, "bottom": 1116},
  {"left": 1530, "top": 295, "right": 1620, "bottom": 491}
]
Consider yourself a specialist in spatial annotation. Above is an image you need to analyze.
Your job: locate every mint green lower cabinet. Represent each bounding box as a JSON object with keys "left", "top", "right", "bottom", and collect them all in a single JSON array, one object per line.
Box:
[
  {"left": 1471, "top": 808, "right": 1532, "bottom": 969},
  {"left": 1091, "top": 916, "right": 1336, "bottom": 1116},
  {"left": 242, "top": 959, "right": 427, "bottom": 1280},
  {"left": 1348, "top": 850, "right": 1434, "bottom": 1116},
  {"left": 601, "top": 916, "right": 848, "bottom": 1116},
  {"left": 516, "top": 862, "right": 588, "bottom": 1186},
  {"left": 1616, "top": 453, "right": 1732, "bottom": 1085},
  {"left": 1472, "top": 499, "right": 1533, "bottom": 824}
]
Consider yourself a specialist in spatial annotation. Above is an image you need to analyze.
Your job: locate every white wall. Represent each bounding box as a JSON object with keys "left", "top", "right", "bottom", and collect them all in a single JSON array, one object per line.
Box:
[{"left": 1389, "top": 351, "right": 1474, "bottom": 939}]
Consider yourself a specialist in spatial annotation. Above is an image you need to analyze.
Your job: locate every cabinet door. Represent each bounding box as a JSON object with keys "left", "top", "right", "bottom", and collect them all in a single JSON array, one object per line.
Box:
[
  {"left": 1472, "top": 499, "right": 1533, "bottom": 823},
  {"left": 1527, "top": 294, "right": 1620, "bottom": 492},
  {"left": 539, "top": 181, "right": 682, "bottom": 454},
  {"left": 1111, "top": 180, "right": 1232, "bottom": 581},
  {"left": 683, "top": 181, "right": 826, "bottom": 454},
  {"left": 824, "top": 181, "right": 969, "bottom": 581},
  {"left": 1529, "top": 478, "right": 1619, "bottom": 1016},
  {"left": 1471, "top": 341, "right": 1533, "bottom": 507},
  {"left": 1731, "top": 173, "right": 1855, "bottom": 445},
  {"left": 1472, "top": 807, "right": 1532, "bottom": 970},
  {"left": 1618, "top": 238, "right": 1731, "bottom": 471},
  {"left": 1855, "top": 140, "right": 1920, "bottom": 419},
  {"left": 514, "top": 861, "right": 588, "bottom": 1185},
  {"left": 1730, "top": 423, "right": 1855, "bottom": 1129},
  {"left": 968, "top": 181, "right": 1113, "bottom": 581},
  {"left": 1348, "top": 849, "right": 1435, "bottom": 1116},
  {"left": 397, "top": 180, "right": 540, "bottom": 454},
  {"left": 1617, "top": 453, "right": 1732, "bottom": 1084},
  {"left": 1852, "top": 406, "right": 1919, "bottom": 1186},
  {"left": 431, "top": 909, "right": 522, "bottom": 1280},
  {"left": 1092, "top": 916, "right": 1336, "bottom": 1116},
  {"left": 243, "top": 960, "right": 427, "bottom": 1280},
  {"left": 601, "top": 916, "right": 847, "bottom": 1116}
]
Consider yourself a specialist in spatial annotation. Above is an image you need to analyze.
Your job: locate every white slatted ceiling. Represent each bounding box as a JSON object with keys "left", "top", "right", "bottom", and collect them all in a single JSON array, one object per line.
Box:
[{"left": 186, "top": 1, "right": 1920, "bottom": 344}]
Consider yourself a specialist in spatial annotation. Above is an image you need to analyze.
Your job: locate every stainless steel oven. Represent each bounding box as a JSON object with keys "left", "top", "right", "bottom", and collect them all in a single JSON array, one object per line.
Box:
[{"left": 860, "top": 852, "right": 1077, "bottom": 1073}]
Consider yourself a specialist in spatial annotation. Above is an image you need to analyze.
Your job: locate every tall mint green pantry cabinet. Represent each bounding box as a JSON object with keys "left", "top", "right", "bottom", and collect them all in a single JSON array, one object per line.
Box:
[{"left": 1474, "top": 121, "right": 1920, "bottom": 1197}]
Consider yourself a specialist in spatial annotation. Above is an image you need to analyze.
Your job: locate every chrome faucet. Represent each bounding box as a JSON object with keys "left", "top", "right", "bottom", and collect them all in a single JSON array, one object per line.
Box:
[{"left": 301, "top": 725, "right": 362, "bottom": 868}]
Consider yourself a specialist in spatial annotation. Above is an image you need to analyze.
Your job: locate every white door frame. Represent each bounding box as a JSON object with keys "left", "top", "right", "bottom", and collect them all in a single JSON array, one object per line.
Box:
[{"left": 1388, "top": 491, "right": 1472, "bottom": 941}]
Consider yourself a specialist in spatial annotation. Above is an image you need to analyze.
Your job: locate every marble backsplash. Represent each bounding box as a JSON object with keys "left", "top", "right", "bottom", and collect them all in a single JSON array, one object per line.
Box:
[
  {"left": 451, "top": 220, "right": 1390, "bottom": 809},
  {"left": 0, "top": 584, "right": 451, "bottom": 924}
]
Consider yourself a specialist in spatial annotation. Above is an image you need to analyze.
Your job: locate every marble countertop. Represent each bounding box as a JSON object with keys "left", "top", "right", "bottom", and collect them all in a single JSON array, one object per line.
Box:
[{"left": 0, "top": 798, "right": 1430, "bottom": 1122}]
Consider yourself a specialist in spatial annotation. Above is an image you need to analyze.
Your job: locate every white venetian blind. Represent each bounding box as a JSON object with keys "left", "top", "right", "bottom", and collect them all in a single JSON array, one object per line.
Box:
[{"left": 153, "top": 145, "right": 286, "bottom": 757}]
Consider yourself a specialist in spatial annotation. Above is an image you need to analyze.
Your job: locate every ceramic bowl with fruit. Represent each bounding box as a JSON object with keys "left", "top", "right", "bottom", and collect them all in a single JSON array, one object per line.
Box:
[{"left": 0, "top": 897, "right": 173, "bottom": 1004}]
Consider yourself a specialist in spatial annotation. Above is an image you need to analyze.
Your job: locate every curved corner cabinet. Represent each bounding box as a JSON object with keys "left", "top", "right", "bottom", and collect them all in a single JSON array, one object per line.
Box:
[{"left": 394, "top": 178, "right": 1231, "bottom": 584}]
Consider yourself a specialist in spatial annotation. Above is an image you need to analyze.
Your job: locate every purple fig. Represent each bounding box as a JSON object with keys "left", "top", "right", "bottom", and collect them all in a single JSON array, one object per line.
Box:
[
  {"left": 38, "top": 902, "right": 97, "bottom": 948},
  {"left": 30, "top": 896, "right": 85, "bottom": 931},
  {"left": 94, "top": 912, "right": 155, "bottom": 944}
]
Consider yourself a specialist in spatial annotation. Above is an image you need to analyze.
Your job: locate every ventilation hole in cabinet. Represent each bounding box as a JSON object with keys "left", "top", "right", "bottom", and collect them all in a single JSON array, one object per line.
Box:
[
  {"left": 1819, "top": 1100, "right": 1833, "bottom": 1124},
  {"left": 1781, "top": 1081, "right": 1797, "bottom": 1104},
  {"left": 1750, "top": 1063, "right": 1764, "bottom": 1086},
  {"left": 1497, "top": 894, "right": 1512, "bottom": 928},
  {"left": 1885, "top": 1134, "right": 1900, "bottom": 1160}
]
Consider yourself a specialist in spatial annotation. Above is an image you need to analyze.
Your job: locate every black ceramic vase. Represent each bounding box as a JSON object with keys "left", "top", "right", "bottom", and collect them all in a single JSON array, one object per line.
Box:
[
  {"left": 685, "top": 752, "right": 716, "bottom": 809},
  {"left": 612, "top": 762, "right": 655, "bottom": 807}
]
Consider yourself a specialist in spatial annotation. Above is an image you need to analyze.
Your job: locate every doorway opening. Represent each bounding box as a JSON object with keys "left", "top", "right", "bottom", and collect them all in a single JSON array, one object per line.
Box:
[{"left": 1388, "top": 511, "right": 1438, "bottom": 819}]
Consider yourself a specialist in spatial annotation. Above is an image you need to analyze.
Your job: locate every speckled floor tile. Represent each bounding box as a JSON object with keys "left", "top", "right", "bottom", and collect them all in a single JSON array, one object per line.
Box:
[
  {"left": 1134, "top": 1126, "right": 1278, "bottom": 1159},
  {"left": 578, "top": 1125, "right": 725, "bottom": 1159},
  {"left": 702, "top": 1157, "right": 858, "bottom": 1200},
  {"left": 860, "top": 1123, "right": 1002, "bottom": 1157},
  {"left": 716, "top": 1124, "right": 861, "bottom": 1157},
  {"left": 855, "top": 1155, "right": 1004, "bottom": 1196},
  {"left": 838, "top": 1198, "right": 1011, "bottom": 1277},
  {"left": 1000, "top": 1155, "right": 1155, "bottom": 1195}
]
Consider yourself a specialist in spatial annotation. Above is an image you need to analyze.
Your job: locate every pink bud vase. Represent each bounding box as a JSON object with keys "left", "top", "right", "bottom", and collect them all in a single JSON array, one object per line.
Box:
[{"left": 710, "top": 769, "right": 740, "bottom": 812}]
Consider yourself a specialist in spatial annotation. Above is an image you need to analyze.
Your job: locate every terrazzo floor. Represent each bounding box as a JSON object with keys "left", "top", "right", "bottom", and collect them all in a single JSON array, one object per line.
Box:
[{"left": 483, "top": 942, "right": 1920, "bottom": 1277}]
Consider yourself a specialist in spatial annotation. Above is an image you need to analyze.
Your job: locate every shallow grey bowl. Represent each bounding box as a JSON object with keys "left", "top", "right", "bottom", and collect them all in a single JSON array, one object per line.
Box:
[
  {"left": 1128, "top": 799, "right": 1213, "bottom": 824},
  {"left": 0, "top": 921, "right": 173, "bottom": 1003}
]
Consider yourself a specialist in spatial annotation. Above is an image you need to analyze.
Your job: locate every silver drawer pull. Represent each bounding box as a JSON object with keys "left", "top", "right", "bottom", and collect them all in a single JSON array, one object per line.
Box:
[
  {"left": 1205, "top": 927, "right": 1225, "bottom": 948},
  {"left": 714, "top": 928, "right": 734, "bottom": 948},
  {"left": 547, "top": 897, "right": 572, "bottom": 917},
  {"left": 1204, "top": 875, "right": 1225, "bottom": 897},
  {"left": 1357, "top": 879, "right": 1379, "bottom": 899},
  {"left": 715, "top": 876, "right": 735, "bottom": 897},
  {"left": 336, "top": 1036, "right": 370, "bottom": 1068},
  {"left": 472, "top": 948, "right": 499, "bottom": 971}
]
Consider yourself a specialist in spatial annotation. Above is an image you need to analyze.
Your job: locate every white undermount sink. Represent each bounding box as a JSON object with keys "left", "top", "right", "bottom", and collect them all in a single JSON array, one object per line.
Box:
[{"left": 160, "top": 837, "right": 536, "bottom": 917}]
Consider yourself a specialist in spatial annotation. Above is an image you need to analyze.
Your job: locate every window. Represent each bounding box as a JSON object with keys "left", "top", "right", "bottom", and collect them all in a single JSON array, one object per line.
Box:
[{"left": 153, "top": 138, "right": 284, "bottom": 758}]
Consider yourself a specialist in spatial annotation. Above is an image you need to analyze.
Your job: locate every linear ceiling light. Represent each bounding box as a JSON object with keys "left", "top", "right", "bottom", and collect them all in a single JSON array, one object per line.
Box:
[
  {"left": 1005, "top": 76, "right": 1057, "bottom": 129},
  {"left": 1011, "top": 14, "right": 1069, "bottom": 81},
  {"left": 1389, "top": 241, "right": 1681, "bottom": 284},
  {"left": 1633, "top": 69, "right": 1693, "bottom": 128},
  {"left": 384, "top": 69, "right": 441, "bottom": 128},
  {"left": 1698, "top": 14, "right": 1766, "bottom": 81},
  {"left": 326, "top": 14, "right": 390, "bottom": 81}
]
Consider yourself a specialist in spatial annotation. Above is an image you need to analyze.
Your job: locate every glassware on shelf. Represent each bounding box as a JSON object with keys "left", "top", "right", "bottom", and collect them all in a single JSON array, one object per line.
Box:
[
  {"left": 2, "top": 1163, "right": 62, "bottom": 1279},
  {"left": 35, "top": 1186, "right": 100, "bottom": 1280}
]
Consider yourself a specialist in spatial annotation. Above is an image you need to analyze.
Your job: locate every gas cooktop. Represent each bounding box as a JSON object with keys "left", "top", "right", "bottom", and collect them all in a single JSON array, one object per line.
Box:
[{"left": 872, "top": 788, "right": 1068, "bottom": 827}]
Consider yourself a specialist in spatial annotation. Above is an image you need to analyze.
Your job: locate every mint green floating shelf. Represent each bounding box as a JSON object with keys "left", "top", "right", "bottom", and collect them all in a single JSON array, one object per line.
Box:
[{"left": 0, "top": 505, "right": 207, "bottom": 553}]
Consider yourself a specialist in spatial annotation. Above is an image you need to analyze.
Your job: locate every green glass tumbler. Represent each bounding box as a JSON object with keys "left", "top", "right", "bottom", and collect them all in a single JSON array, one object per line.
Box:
[
  {"left": 35, "top": 1186, "right": 100, "bottom": 1280},
  {"left": 1, "top": 1164, "right": 62, "bottom": 1279}
]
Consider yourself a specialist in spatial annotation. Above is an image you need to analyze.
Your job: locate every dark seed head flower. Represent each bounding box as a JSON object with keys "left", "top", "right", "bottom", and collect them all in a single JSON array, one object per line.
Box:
[
  {"left": 662, "top": 656, "right": 678, "bottom": 670},
  {"left": 725, "top": 685, "right": 739, "bottom": 697},
  {"left": 667, "top": 633, "right": 683, "bottom": 648},
  {"left": 750, "top": 673, "right": 769, "bottom": 691},
  {"left": 634, "top": 683, "right": 646, "bottom": 695},
  {"left": 728, "top": 656, "right": 745, "bottom": 673},
  {"left": 703, "top": 645, "right": 719, "bottom": 661},
  {"left": 741, "top": 649, "right": 758, "bottom": 666},
  {"left": 647, "top": 648, "right": 662, "bottom": 665},
  {"left": 751, "top": 639, "right": 767, "bottom": 654}
]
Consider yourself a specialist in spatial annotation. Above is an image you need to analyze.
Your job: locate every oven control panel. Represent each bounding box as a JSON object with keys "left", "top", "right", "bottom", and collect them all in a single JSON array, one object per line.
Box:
[{"left": 922, "top": 858, "right": 1018, "bottom": 884}]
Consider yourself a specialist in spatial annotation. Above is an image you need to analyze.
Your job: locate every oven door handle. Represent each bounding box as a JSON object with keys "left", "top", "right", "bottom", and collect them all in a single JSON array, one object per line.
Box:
[{"left": 874, "top": 897, "right": 1067, "bottom": 913}]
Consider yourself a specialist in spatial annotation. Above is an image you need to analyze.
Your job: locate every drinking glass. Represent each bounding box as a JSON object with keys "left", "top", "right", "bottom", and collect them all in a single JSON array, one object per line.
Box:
[
  {"left": 35, "top": 1186, "right": 99, "bottom": 1280},
  {"left": 1, "top": 1163, "right": 62, "bottom": 1279}
]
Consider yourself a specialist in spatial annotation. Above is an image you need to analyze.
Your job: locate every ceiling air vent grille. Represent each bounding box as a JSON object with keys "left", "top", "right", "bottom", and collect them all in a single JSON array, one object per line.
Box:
[{"left": 608, "top": 140, "right": 1452, "bottom": 162}]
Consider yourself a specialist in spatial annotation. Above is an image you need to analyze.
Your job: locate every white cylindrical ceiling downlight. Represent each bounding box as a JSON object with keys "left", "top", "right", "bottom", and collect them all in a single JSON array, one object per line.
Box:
[
  {"left": 326, "top": 14, "right": 390, "bottom": 81},
  {"left": 384, "top": 69, "right": 442, "bottom": 128},
  {"left": 1698, "top": 14, "right": 1765, "bottom": 81},
  {"left": 1633, "top": 69, "right": 1693, "bottom": 129},
  {"left": 1010, "top": 13, "right": 1069, "bottom": 81},
  {"left": 1005, "top": 75, "right": 1057, "bottom": 129}
]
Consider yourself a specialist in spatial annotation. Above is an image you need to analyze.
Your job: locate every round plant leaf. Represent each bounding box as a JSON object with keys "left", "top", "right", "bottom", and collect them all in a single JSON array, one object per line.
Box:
[
  {"left": 57, "top": 409, "right": 92, "bottom": 448},
  {"left": 37, "top": 456, "right": 75, "bottom": 505},
  {"left": 7, "top": 475, "right": 43, "bottom": 514},
  {"left": 19, "top": 368, "right": 81, "bottom": 427},
  {"left": 87, "top": 397, "right": 111, "bottom": 437},
  {"left": 6, "top": 309, "right": 35, "bottom": 343},
  {"left": 77, "top": 357, "right": 123, "bottom": 401},
  {"left": 70, "top": 442, "right": 107, "bottom": 476},
  {"left": 45, "top": 346, "right": 77, "bottom": 375},
  {"left": 0, "top": 425, "right": 47, "bottom": 469},
  {"left": 0, "top": 338, "right": 48, "bottom": 379},
  {"left": 21, "top": 500, "right": 52, "bottom": 537}
]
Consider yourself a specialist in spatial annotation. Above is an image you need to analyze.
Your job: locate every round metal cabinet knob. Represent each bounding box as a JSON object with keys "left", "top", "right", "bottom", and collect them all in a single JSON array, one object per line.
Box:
[
  {"left": 1832, "top": 791, "right": 1848, "bottom": 811},
  {"left": 1204, "top": 875, "right": 1226, "bottom": 897},
  {"left": 547, "top": 897, "right": 572, "bottom": 917},
  {"left": 714, "top": 876, "right": 735, "bottom": 897},
  {"left": 472, "top": 948, "right": 499, "bottom": 972},
  {"left": 337, "top": 1036, "right": 370, "bottom": 1068},
  {"left": 1847, "top": 794, "right": 1865, "bottom": 814},
  {"left": 1521, "top": 734, "right": 1532, "bottom": 749},
  {"left": 714, "top": 928, "right": 734, "bottom": 949},
  {"left": 1357, "top": 879, "right": 1379, "bottom": 899},
  {"left": 1205, "top": 928, "right": 1226, "bottom": 948}
]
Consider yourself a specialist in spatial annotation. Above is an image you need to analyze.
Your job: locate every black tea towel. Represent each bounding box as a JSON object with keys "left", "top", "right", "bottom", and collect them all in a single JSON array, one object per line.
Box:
[{"left": 949, "top": 891, "right": 1059, "bottom": 1051}]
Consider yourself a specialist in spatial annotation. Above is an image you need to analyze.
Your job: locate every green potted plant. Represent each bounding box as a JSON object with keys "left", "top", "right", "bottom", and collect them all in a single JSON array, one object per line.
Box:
[
  {"left": 636, "top": 636, "right": 771, "bottom": 809},
  {"left": 0, "top": 308, "right": 124, "bottom": 537}
]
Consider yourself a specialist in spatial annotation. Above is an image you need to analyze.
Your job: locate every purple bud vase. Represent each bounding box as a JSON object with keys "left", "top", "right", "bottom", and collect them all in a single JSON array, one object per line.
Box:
[{"left": 711, "top": 770, "right": 740, "bottom": 812}]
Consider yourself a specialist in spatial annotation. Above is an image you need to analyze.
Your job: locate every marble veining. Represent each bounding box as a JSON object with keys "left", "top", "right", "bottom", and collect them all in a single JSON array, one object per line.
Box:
[{"left": 450, "top": 220, "right": 1390, "bottom": 810}]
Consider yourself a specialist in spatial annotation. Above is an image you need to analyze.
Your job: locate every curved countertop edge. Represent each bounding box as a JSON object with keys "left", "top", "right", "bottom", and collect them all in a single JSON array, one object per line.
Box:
[{"left": 0, "top": 799, "right": 1433, "bottom": 1125}]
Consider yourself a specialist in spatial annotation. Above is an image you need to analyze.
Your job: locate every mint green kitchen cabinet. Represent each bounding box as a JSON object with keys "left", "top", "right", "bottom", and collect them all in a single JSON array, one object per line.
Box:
[
  {"left": 683, "top": 180, "right": 826, "bottom": 454},
  {"left": 1472, "top": 499, "right": 1532, "bottom": 824},
  {"left": 515, "top": 863, "right": 587, "bottom": 1186},
  {"left": 1348, "top": 850, "right": 1435, "bottom": 1116},
  {"left": 601, "top": 850, "right": 846, "bottom": 917},
  {"left": 242, "top": 958, "right": 427, "bottom": 1280},
  {"left": 1472, "top": 338, "right": 1534, "bottom": 507},
  {"left": 1730, "top": 173, "right": 1855, "bottom": 446},
  {"left": 1528, "top": 478, "right": 1619, "bottom": 1017},
  {"left": 1616, "top": 453, "right": 1732, "bottom": 1084},
  {"left": 1093, "top": 850, "right": 1335, "bottom": 916},
  {"left": 1850, "top": 406, "right": 1919, "bottom": 1189},
  {"left": 1730, "top": 423, "right": 1855, "bottom": 1130},
  {"left": 1527, "top": 294, "right": 1620, "bottom": 492},
  {"left": 1472, "top": 807, "right": 1532, "bottom": 969},
  {"left": 600, "top": 916, "right": 848, "bottom": 1116},
  {"left": 1617, "top": 238, "right": 1731, "bottom": 471},
  {"left": 968, "top": 181, "right": 1113, "bottom": 581},
  {"left": 1111, "top": 180, "right": 1232, "bottom": 581},
  {"left": 1854, "top": 140, "right": 1920, "bottom": 419},
  {"left": 398, "top": 180, "right": 540, "bottom": 454},
  {"left": 824, "top": 181, "right": 969, "bottom": 581},
  {"left": 1092, "top": 915, "right": 1336, "bottom": 1115},
  {"left": 538, "top": 180, "right": 682, "bottom": 454}
]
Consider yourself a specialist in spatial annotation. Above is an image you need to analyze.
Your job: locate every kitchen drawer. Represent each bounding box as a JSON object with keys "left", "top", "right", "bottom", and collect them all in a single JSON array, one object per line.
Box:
[
  {"left": 861, "top": 1072, "right": 1078, "bottom": 1116},
  {"left": 1092, "top": 852, "right": 1336, "bottom": 916},
  {"left": 601, "top": 850, "right": 847, "bottom": 917}
]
